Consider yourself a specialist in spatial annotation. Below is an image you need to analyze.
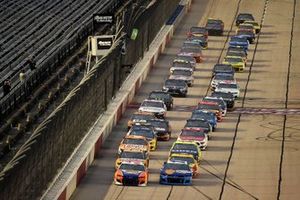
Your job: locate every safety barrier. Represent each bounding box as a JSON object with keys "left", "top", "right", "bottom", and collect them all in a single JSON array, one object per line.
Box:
[{"left": 41, "top": 0, "right": 191, "bottom": 199}]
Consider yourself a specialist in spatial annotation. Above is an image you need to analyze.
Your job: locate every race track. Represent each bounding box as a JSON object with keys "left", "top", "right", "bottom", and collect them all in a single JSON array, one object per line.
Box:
[{"left": 71, "top": 0, "right": 300, "bottom": 199}]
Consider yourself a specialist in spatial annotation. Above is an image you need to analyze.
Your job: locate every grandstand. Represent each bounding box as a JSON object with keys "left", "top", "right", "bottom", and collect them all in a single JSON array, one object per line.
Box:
[
  {"left": 0, "top": 0, "right": 123, "bottom": 165},
  {"left": 0, "top": 0, "right": 116, "bottom": 96}
]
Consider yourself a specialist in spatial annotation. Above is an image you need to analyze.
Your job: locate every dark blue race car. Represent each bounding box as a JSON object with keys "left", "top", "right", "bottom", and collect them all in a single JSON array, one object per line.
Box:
[
  {"left": 191, "top": 110, "right": 217, "bottom": 132},
  {"left": 159, "top": 162, "right": 192, "bottom": 185},
  {"left": 229, "top": 36, "right": 249, "bottom": 51}
]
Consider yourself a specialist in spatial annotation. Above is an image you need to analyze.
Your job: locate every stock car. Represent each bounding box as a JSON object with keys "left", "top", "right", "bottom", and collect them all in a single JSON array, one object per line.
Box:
[
  {"left": 114, "top": 161, "right": 149, "bottom": 186},
  {"left": 236, "top": 13, "right": 255, "bottom": 26},
  {"left": 236, "top": 23, "right": 255, "bottom": 34},
  {"left": 228, "top": 46, "right": 248, "bottom": 56},
  {"left": 236, "top": 30, "right": 256, "bottom": 44},
  {"left": 169, "top": 69, "right": 194, "bottom": 87},
  {"left": 148, "top": 90, "right": 173, "bottom": 110},
  {"left": 167, "top": 154, "right": 199, "bottom": 177},
  {"left": 212, "top": 91, "right": 235, "bottom": 109},
  {"left": 212, "top": 63, "right": 235, "bottom": 77},
  {"left": 185, "top": 35, "right": 208, "bottom": 49},
  {"left": 178, "top": 128, "right": 208, "bottom": 150},
  {"left": 191, "top": 109, "right": 217, "bottom": 131},
  {"left": 184, "top": 118, "right": 212, "bottom": 138},
  {"left": 127, "top": 125, "right": 157, "bottom": 151},
  {"left": 187, "top": 26, "right": 208, "bottom": 38},
  {"left": 229, "top": 36, "right": 249, "bottom": 51},
  {"left": 205, "top": 18, "right": 224, "bottom": 36},
  {"left": 127, "top": 112, "right": 156, "bottom": 130},
  {"left": 169, "top": 141, "right": 202, "bottom": 162},
  {"left": 222, "top": 56, "right": 246, "bottom": 72},
  {"left": 170, "top": 60, "right": 194, "bottom": 73},
  {"left": 173, "top": 55, "right": 196, "bottom": 68},
  {"left": 162, "top": 79, "right": 188, "bottom": 97},
  {"left": 115, "top": 150, "right": 149, "bottom": 169},
  {"left": 178, "top": 46, "right": 203, "bottom": 63},
  {"left": 159, "top": 161, "right": 193, "bottom": 185},
  {"left": 215, "top": 82, "right": 240, "bottom": 98},
  {"left": 211, "top": 73, "right": 236, "bottom": 90},
  {"left": 147, "top": 118, "right": 172, "bottom": 141},
  {"left": 226, "top": 50, "right": 247, "bottom": 62},
  {"left": 138, "top": 99, "right": 167, "bottom": 118},
  {"left": 118, "top": 135, "right": 150, "bottom": 155},
  {"left": 243, "top": 20, "right": 261, "bottom": 33},
  {"left": 197, "top": 101, "right": 223, "bottom": 121},
  {"left": 203, "top": 96, "right": 227, "bottom": 116}
]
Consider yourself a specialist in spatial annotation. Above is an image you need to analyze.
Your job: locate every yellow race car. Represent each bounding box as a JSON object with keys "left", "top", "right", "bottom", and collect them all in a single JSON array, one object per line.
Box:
[
  {"left": 127, "top": 125, "right": 157, "bottom": 151},
  {"left": 236, "top": 23, "right": 255, "bottom": 34},
  {"left": 243, "top": 21, "right": 261, "bottom": 34},
  {"left": 115, "top": 150, "right": 149, "bottom": 169},
  {"left": 222, "top": 56, "right": 246, "bottom": 72},
  {"left": 167, "top": 153, "right": 200, "bottom": 177},
  {"left": 169, "top": 141, "right": 202, "bottom": 163},
  {"left": 118, "top": 135, "right": 150, "bottom": 155}
]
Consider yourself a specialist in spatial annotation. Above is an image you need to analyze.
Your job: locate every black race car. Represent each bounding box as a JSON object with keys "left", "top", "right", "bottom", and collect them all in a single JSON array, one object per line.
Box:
[
  {"left": 174, "top": 55, "right": 196, "bottom": 68},
  {"left": 187, "top": 26, "right": 208, "bottom": 38},
  {"left": 211, "top": 91, "right": 235, "bottom": 109},
  {"left": 162, "top": 79, "right": 188, "bottom": 97},
  {"left": 184, "top": 118, "right": 211, "bottom": 135},
  {"left": 212, "top": 64, "right": 235, "bottom": 77},
  {"left": 205, "top": 18, "right": 224, "bottom": 36},
  {"left": 236, "top": 13, "right": 255, "bottom": 26},
  {"left": 148, "top": 119, "right": 171, "bottom": 141},
  {"left": 149, "top": 90, "right": 173, "bottom": 110},
  {"left": 227, "top": 46, "right": 248, "bottom": 56}
]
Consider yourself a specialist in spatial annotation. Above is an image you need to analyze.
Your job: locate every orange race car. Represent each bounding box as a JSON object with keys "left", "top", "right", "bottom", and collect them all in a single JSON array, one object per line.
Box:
[
  {"left": 114, "top": 161, "right": 149, "bottom": 186},
  {"left": 118, "top": 135, "right": 150, "bottom": 155}
]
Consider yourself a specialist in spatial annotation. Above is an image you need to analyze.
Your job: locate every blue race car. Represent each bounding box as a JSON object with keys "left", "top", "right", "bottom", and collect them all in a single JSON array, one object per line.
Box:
[
  {"left": 191, "top": 110, "right": 217, "bottom": 132},
  {"left": 236, "top": 30, "right": 255, "bottom": 44},
  {"left": 229, "top": 36, "right": 249, "bottom": 51},
  {"left": 159, "top": 161, "right": 192, "bottom": 185}
]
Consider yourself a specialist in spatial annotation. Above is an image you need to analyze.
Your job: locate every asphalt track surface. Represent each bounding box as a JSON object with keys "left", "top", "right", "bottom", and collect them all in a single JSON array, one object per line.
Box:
[{"left": 71, "top": 0, "right": 300, "bottom": 199}]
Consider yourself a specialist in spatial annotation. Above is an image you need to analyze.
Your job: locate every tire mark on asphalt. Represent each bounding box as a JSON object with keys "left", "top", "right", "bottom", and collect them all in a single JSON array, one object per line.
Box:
[
  {"left": 219, "top": 0, "right": 270, "bottom": 199},
  {"left": 200, "top": 164, "right": 258, "bottom": 200},
  {"left": 115, "top": 187, "right": 125, "bottom": 200},
  {"left": 201, "top": 159, "right": 259, "bottom": 199},
  {"left": 191, "top": 186, "right": 214, "bottom": 200},
  {"left": 277, "top": 0, "right": 297, "bottom": 198}
]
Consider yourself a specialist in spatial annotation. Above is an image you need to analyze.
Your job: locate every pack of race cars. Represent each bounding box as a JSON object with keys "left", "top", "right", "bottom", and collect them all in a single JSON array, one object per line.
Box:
[{"left": 114, "top": 13, "right": 260, "bottom": 186}]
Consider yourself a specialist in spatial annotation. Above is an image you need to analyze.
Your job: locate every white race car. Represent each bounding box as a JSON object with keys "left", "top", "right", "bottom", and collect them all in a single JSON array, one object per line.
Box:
[
  {"left": 170, "top": 61, "right": 194, "bottom": 74},
  {"left": 138, "top": 99, "right": 167, "bottom": 118},
  {"left": 214, "top": 82, "right": 240, "bottom": 98},
  {"left": 169, "top": 69, "right": 194, "bottom": 86},
  {"left": 211, "top": 74, "right": 236, "bottom": 90}
]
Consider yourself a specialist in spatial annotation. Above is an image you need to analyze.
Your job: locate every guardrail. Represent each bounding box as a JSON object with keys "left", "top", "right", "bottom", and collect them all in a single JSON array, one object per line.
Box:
[{"left": 41, "top": 0, "right": 191, "bottom": 199}]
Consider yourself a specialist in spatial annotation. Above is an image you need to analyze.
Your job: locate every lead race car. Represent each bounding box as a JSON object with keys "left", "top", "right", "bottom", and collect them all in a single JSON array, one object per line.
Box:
[
  {"left": 159, "top": 161, "right": 193, "bottom": 185},
  {"left": 114, "top": 161, "right": 149, "bottom": 186}
]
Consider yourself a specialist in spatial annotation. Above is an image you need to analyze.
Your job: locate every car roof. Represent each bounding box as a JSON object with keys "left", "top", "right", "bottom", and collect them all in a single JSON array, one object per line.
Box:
[
  {"left": 124, "top": 135, "right": 147, "bottom": 140},
  {"left": 142, "top": 99, "right": 165, "bottom": 103}
]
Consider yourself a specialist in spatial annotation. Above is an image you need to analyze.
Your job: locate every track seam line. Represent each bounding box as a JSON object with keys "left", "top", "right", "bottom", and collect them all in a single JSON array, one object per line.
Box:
[
  {"left": 166, "top": 185, "right": 173, "bottom": 200},
  {"left": 277, "top": 0, "right": 296, "bottom": 198}
]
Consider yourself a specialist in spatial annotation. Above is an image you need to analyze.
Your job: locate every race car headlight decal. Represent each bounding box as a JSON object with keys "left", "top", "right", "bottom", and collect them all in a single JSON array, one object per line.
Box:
[
  {"left": 139, "top": 172, "right": 146, "bottom": 179},
  {"left": 116, "top": 170, "right": 123, "bottom": 178}
]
